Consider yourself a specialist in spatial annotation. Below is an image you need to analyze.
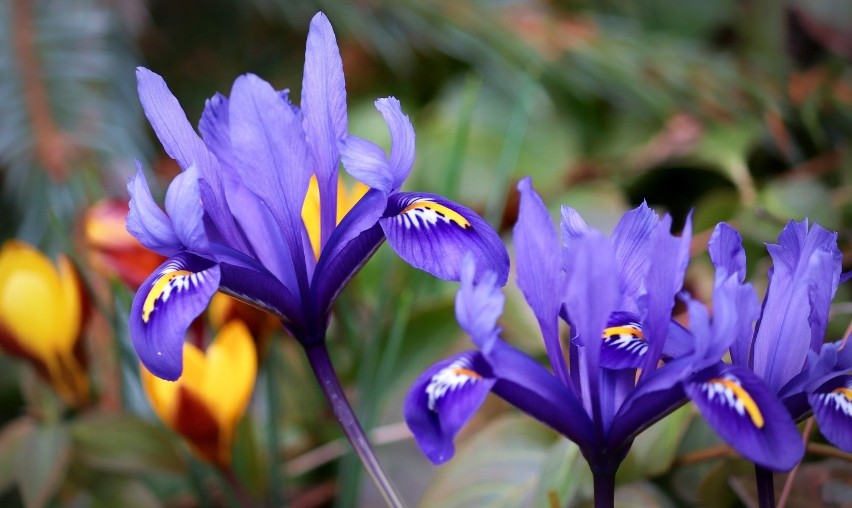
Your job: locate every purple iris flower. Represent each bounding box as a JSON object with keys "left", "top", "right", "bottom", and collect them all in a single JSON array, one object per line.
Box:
[
  {"left": 126, "top": 13, "right": 508, "bottom": 382},
  {"left": 689, "top": 221, "right": 851, "bottom": 455},
  {"left": 404, "top": 179, "right": 802, "bottom": 505}
]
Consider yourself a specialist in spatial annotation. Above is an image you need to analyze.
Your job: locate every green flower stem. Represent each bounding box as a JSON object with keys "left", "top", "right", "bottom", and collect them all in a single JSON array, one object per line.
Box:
[{"left": 304, "top": 343, "right": 405, "bottom": 508}]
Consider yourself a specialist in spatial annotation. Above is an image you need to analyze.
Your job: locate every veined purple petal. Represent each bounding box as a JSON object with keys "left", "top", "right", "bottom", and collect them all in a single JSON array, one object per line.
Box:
[
  {"left": 302, "top": 12, "right": 347, "bottom": 249},
  {"left": 611, "top": 201, "right": 657, "bottom": 308},
  {"left": 126, "top": 166, "right": 181, "bottom": 256},
  {"left": 130, "top": 254, "right": 220, "bottom": 380},
  {"left": 198, "top": 93, "right": 237, "bottom": 172},
  {"left": 808, "top": 375, "right": 852, "bottom": 452},
  {"left": 515, "top": 178, "right": 569, "bottom": 383},
  {"left": 380, "top": 192, "right": 509, "bottom": 285},
  {"left": 217, "top": 262, "right": 305, "bottom": 338},
  {"left": 228, "top": 73, "right": 311, "bottom": 297},
  {"left": 164, "top": 166, "right": 207, "bottom": 252},
  {"left": 455, "top": 256, "right": 504, "bottom": 352},
  {"left": 639, "top": 213, "right": 691, "bottom": 378},
  {"left": 753, "top": 220, "right": 841, "bottom": 392},
  {"left": 708, "top": 223, "right": 747, "bottom": 283},
  {"left": 136, "top": 68, "right": 217, "bottom": 176},
  {"left": 607, "top": 373, "right": 687, "bottom": 449},
  {"left": 685, "top": 364, "right": 804, "bottom": 471},
  {"left": 560, "top": 206, "right": 591, "bottom": 244},
  {"left": 404, "top": 351, "right": 495, "bottom": 464},
  {"left": 339, "top": 136, "right": 393, "bottom": 193}
]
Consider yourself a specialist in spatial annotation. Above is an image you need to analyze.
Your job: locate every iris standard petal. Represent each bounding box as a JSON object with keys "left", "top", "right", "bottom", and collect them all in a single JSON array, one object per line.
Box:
[
  {"left": 685, "top": 364, "right": 804, "bottom": 471},
  {"left": 339, "top": 136, "right": 394, "bottom": 193},
  {"left": 515, "top": 178, "right": 569, "bottom": 383},
  {"left": 708, "top": 223, "right": 747, "bottom": 283},
  {"left": 610, "top": 201, "right": 657, "bottom": 306},
  {"left": 455, "top": 256, "right": 504, "bottom": 352},
  {"left": 380, "top": 192, "right": 509, "bottom": 285},
  {"left": 375, "top": 97, "right": 415, "bottom": 190},
  {"left": 808, "top": 375, "right": 852, "bottom": 452},
  {"left": 228, "top": 73, "right": 311, "bottom": 296},
  {"left": 404, "top": 351, "right": 496, "bottom": 464},
  {"left": 302, "top": 12, "right": 347, "bottom": 248},
  {"left": 126, "top": 167, "right": 181, "bottom": 256},
  {"left": 164, "top": 166, "right": 208, "bottom": 252},
  {"left": 130, "top": 254, "right": 221, "bottom": 380},
  {"left": 559, "top": 205, "right": 591, "bottom": 245},
  {"left": 753, "top": 221, "right": 841, "bottom": 392}
]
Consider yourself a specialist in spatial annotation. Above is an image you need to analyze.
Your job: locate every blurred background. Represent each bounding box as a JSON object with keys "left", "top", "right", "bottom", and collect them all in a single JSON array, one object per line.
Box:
[{"left": 1, "top": 0, "right": 851, "bottom": 506}]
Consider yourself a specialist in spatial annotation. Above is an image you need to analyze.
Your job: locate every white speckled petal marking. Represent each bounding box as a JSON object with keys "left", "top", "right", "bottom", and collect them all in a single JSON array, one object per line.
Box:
[{"left": 425, "top": 356, "right": 482, "bottom": 411}]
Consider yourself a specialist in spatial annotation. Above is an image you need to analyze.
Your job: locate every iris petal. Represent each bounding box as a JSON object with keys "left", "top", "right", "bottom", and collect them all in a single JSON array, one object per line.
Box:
[
  {"left": 404, "top": 351, "right": 495, "bottom": 464},
  {"left": 380, "top": 192, "right": 509, "bottom": 285},
  {"left": 610, "top": 201, "right": 657, "bottom": 308},
  {"left": 685, "top": 364, "right": 804, "bottom": 471},
  {"left": 130, "top": 254, "right": 221, "bottom": 381},
  {"left": 126, "top": 167, "right": 181, "bottom": 256},
  {"left": 808, "top": 375, "right": 852, "bottom": 452}
]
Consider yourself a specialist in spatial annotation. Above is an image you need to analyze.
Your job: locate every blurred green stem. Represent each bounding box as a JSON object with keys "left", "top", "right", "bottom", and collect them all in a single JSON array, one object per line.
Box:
[
  {"left": 219, "top": 463, "right": 256, "bottom": 508},
  {"left": 441, "top": 74, "right": 482, "bottom": 201},
  {"left": 264, "top": 343, "right": 283, "bottom": 507},
  {"left": 304, "top": 343, "right": 406, "bottom": 508}
]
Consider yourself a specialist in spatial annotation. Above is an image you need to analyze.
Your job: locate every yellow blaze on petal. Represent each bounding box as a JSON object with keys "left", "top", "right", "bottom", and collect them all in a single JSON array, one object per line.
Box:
[
  {"left": 400, "top": 200, "right": 471, "bottom": 229},
  {"left": 602, "top": 325, "right": 644, "bottom": 339},
  {"left": 301, "top": 175, "right": 369, "bottom": 259},
  {"left": 142, "top": 270, "right": 192, "bottom": 323},
  {"left": 141, "top": 320, "right": 257, "bottom": 465},
  {"left": 452, "top": 367, "right": 482, "bottom": 379},
  {"left": 0, "top": 241, "right": 88, "bottom": 405},
  {"left": 833, "top": 387, "right": 852, "bottom": 401},
  {"left": 713, "top": 378, "right": 765, "bottom": 429}
]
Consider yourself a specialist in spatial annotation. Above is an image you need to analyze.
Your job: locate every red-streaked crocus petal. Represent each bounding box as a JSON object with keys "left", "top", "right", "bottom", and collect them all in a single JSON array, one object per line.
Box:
[
  {"left": 130, "top": 254, "right": 220, "bottom": 381},
  {"left": 808, "top": 375, "right": 852, "bottom": 452},
  {"left": 685, "top": 364, "right": 804, "bottom": 471},
  {"left": 380, "top": 192, "right": 509, "bottom": 286},
  {"left": 404, "top": 351, "right": 496, "bottom": 464}
]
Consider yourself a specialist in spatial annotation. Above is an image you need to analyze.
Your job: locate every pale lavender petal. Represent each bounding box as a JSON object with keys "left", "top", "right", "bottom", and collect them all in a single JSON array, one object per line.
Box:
[
  {"left": 455, "top": 256, "right": 504, "bottom": 353},
  {"left": 130, "top": 254, "right": 220, "bottom": 380},
  {"left": 164, "top": 165, "right": 207, "bottom": 252},
  {"left": 339, "top": 135, "right": 393, "bottom": 193},
  {"left": 611, "top": 201, "right": 657, "bottom": 305},
  {"left": 515, "top": 178, "right": 569, "bottom": 383},
  {"left": 126, "top": 166, "right": 181, "bottom": 256},
  {"left": 375, "top": 97, "right": 415, "bottom": 190}
]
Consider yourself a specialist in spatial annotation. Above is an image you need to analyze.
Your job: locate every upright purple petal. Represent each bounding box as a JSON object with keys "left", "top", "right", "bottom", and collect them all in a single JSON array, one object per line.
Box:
[
  {"left": 404, "top": 351, "right": 496, "bottom": 464},
  {"left": 130, "top": 254, "right": 220, "bottom": 380},
  {"left": 302, "top": 12, "right": 347, "bottom": 249},
  {"left": 685, "top": 364, "right": 804, "bottom": 471},
  {"left": 515, "top": 178, "right": 569, "bottom": 384},
  {"left": 126, "top": 167, "right": 181, "bottom": 256},
  {"left": 228, "top": 73, "right": 311, "bottom": 296},
  {"left": 375, "top": 98, "right": 415, "bottom": 190},
  {"left": 610, "top": 202, "right": 657, "bottom": 308},
  {"left": 708, "top": 223, "right": 747, "bottom": 283},
  {"left": 639, "top": 214, "right": 691, "bottom": 377},
  {"left": 380, "top": 192, "right": 509, "bottom": 285},
  {"left": 808, "top": 375, "right": 852, "bottom": 452},
  {"left": 563, "top": 230, "right": 619, "bottom": 424},
  {"left": 339, "top": 136, "right": 393, "bottom": 193},
  {"left": 752, "top": 221, "right": 841, "bottom": 391},
  {"left": 164, "top": 166, "right": 207, "bottom": 253},
  {"left": 136, "top": 68, "right": 218, "bottom": 177}
]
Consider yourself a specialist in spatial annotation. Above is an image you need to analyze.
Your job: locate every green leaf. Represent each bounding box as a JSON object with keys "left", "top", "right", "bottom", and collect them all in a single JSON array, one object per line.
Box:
[
  {"left": 89, "top": 476, "right": 164, "bottom": 508},
  {"left": 0, "top": 417, "right": 36, "bottom": 494},
  {"left": 617, "top": 405, "right": 693, "bottom": 482},
  {"left": 532, "top": 438, "right": 592, "bottom": 508},
  {"left": 70, "top": 412, "right": 185, "bottom": 474},
  {"left": 417, "top": 415, "right": 557, "bottom": 508},
  {"left": 760, "top": 177, "right": 838, "bottom": 228},
  {"left": 15, "top": 422, "right": 71, "bottom": 508}
]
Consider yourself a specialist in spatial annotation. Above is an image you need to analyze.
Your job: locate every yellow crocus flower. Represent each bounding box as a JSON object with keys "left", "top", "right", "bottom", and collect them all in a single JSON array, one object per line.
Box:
[
  {"left": 0, "top": 240, "right": 89, "bottom": 406},
  {"left": 141, "top": 320, "right": 257, "bottom": 466},
  {"left": 301, "top": 175, "right": 369, "bottom": 259}
]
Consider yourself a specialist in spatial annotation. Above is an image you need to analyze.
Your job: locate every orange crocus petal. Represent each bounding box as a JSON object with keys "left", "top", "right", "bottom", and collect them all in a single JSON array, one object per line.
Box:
[
  {"left": 0, "top": 241, "right": 88, "bottom": 405},
  {"left": 301, "top": 175, "right": 370, "bottom": 259},
  {"left": 141, "top": 320, "right": 257, "bottom": 466}
]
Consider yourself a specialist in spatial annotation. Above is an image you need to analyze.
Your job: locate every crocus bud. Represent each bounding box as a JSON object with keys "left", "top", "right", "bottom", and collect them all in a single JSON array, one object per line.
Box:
[
  {"left": 141, "top": 320, "right": 257, "bottom": 466},
  {"left": 85, "top": 198, "right": 166, "bottom": 289},
  {"left": 0, "top": 240, "right": 89, "bottom": 406}
]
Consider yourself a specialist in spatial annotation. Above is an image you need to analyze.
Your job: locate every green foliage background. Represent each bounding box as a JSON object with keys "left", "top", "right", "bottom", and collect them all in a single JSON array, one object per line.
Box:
[{"left": 0, "top": 0, "right": 851, "bottom": 506}]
